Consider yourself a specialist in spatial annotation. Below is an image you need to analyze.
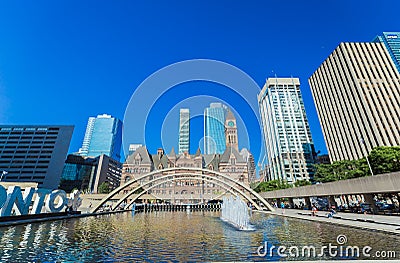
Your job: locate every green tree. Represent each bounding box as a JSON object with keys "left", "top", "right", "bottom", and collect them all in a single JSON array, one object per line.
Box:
[
  {"left": 133, "top": 187, "right": 144, "bottom": 194},
  {"left": 98, "top": 182, "right": 111, "bottom": 194},
  {"left": 294, "top": 179, "right": 311, "bottom": 187},
  {"left": 314, "top": 163, "right": 336, "bottom": 183},
  {"left": 314, "top": 158, "right": 369, "bottom": 183},
  {"left": 254, "top": 179, "right": 292, "bottom": 193},
  {"left": 369, "top": 146, "right": 400, "bottom": 174},
  {"left": 313, "top": 146, "right": 400, "bottom": 183},
  {"left": 255, "top": 146, "right": 400, "bottom": 192},
  {"left": 347, "top": 158, "right": 369, "bottom": 179}
]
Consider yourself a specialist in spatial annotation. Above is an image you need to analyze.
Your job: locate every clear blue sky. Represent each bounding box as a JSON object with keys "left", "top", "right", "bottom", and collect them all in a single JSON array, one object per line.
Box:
[{"left": 0, "top": 1, "right": 399, "bottom": 165}]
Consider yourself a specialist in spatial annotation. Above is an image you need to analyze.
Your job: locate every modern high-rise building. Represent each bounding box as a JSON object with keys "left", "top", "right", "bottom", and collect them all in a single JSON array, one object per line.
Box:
[
  {"left": 258, "top": 78, "right": 315, "bottom": 183},
  {"left": 79, "top": 114, "right": 122, "bottom": 161},
  {"left": 204, "top": 103, "right": 227, "bottom": 154},
  {"left": 309, "top": 42, "right": 400, "bottom": 162},
  {"left": 0, "top": 125, "right": 74, "bottom": 189},
  {"left": 316, "top": 154, "right": 331, "bottom": 164},
  {"left": 60, "top": 154, "right": 97, "bottom": 192},
  {"left": 60, "top": 154, "right": 122, "bottom": 193},
  {"left": 178, "top": 109, "right": 190, "bottom": 154},
  {"left": 89, "top": 154, "right": 122, "bottom": 193},
  {"left": 373, "top": 32, "right": 400, "bottom": 73}
]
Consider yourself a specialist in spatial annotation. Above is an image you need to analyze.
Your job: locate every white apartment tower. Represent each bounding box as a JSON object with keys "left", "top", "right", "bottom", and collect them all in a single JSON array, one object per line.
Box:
[
  {"left": 178, "top": 109, "right": 190, "bottom": 154},
  {"left": 258, "top": 78, "right": 315, "bottom": 183}
]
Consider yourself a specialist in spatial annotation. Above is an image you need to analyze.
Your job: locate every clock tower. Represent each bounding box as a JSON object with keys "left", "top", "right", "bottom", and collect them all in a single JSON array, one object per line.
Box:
[{"left": 225, "top": 110, "right": 239, "bottom": 151}]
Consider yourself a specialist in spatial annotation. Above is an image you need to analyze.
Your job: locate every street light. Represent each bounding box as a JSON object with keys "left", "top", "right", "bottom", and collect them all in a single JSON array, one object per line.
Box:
[
  {"left": 359, "top": 137, "right": 374, "bottom": 176},
  {"left": 0, "top": 171, "right": 8, "bottom": 182}
]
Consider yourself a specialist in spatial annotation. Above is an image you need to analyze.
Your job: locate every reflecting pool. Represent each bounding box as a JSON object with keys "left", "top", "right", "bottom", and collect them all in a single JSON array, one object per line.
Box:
[{"left": 0, "top": 211, "right": 399, "bottom": 262}]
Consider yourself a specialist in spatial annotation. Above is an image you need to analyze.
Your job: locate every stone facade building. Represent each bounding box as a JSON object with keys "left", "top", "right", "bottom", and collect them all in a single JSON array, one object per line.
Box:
[{"left": 120, "top": 146, "right": 251, "bottom": 204}]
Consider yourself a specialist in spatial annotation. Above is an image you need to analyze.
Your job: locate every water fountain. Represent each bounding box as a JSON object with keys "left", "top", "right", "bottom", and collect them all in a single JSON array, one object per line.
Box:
[{"left": 221, "top": 195, "right": 255, "bottom": 231}]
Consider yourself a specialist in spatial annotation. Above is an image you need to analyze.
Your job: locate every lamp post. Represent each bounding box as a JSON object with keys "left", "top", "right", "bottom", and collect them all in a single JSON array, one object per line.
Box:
[
  {"left": 0, "top": 171, "right": 8, "bottom": 181},
  {"left": 359, "top": 137, "right": 374, "bottom": 176}
]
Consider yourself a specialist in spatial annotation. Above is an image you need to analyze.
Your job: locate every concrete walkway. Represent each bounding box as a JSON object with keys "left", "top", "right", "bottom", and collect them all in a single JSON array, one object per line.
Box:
[{"left": 260, "top": 208, "right": 400, "bottom": 235}]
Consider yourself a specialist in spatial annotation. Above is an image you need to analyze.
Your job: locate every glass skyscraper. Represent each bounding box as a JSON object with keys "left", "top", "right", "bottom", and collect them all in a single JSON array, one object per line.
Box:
[
  {"left": 204, "top": 103, "right": 227, "bottom": 154},
  {"left": 258, "top": 78, "right": 315, "bottom": 184},
  {"left": 60, "top": 154, "right": 96, "bottom": 192},
  {"left": 60, "top": 153, "right": 122, "bottom": 193},
  {"left": 178, "top": 109, "right": 190, "bottom": 154},
  {"left": 373, "top": 32, "right": 400, "bottom": 73},
  {"left": 79, "top": 114, "right": 122, "bottom": 161}
]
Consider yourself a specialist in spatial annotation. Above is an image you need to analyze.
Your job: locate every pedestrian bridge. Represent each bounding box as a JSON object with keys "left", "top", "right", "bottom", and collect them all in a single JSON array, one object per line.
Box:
[
  {"left": 260, "top": 171, "right": 400, "bottom": 211},
  {"left": 260, "top": 171, "right": 400, "bottom": 199},
  {"left": 91, "top": 167, "right": 274, "bottom": 213}
]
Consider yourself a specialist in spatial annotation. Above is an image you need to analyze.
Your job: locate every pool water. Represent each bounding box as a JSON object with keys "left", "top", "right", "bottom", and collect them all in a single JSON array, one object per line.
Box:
[{"left": 0, "top": 211, "right": 398, "bottom": 262}]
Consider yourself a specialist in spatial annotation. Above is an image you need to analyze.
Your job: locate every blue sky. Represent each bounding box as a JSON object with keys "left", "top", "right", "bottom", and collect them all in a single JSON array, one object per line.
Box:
[{"left": 0, "top": 1, "right": 399, "bottom": 165}]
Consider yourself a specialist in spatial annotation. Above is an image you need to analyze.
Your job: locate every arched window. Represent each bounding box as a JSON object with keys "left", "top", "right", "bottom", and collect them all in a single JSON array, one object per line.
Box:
[
  {"left": 124, "top": 176, "right": 131, "bottom": 183},
  {"left": 134, "top": 154, "right": 141, "bottom": 165}
]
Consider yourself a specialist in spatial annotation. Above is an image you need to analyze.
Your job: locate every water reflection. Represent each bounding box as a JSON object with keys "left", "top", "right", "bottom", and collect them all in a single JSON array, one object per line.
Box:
[{"left": 0, "top": 211, "right": 398, "bottom": 262}]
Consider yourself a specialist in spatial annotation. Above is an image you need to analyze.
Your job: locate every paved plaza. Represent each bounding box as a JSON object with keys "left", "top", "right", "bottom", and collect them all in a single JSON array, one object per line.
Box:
[{"left": 261, "top": 208, "right": 400, "bottom": 235}]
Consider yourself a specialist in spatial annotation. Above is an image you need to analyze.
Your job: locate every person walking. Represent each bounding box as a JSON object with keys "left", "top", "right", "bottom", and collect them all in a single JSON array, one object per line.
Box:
[
  {"left": 327, "top": 207, "right": 336, "bottom": 218},
  {"left": 281, "top": 202, "right": 285, "bottom": 214},
  {"left": 311, "top": 205, "right": 318, "bottom": 216}
]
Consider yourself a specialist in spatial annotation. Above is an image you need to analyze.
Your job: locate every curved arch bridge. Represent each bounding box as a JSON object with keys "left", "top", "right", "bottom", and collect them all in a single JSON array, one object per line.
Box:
[{"left": 91, "top": 167, "right": 274, "bottom": 213}]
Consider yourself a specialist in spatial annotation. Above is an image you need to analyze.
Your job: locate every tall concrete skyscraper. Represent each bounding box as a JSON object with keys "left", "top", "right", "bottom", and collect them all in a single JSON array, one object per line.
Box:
[
  {"left": 258, "top": 78, "right": 315, "bottom": 183},
  {"left": 309, "top": 42, "right": 400, "bottom": 162},
  {"left": 373, "top": 32, "right": 400, "bottom": 73},
  {"left": 178, "top": 109, "right": 190, "bottom": 154},
  {"left": 79, "top": 114, "right": 122, "bottom": 161},
  {"left": 204, "top": 103, "right": 227, "bottom": 154}
]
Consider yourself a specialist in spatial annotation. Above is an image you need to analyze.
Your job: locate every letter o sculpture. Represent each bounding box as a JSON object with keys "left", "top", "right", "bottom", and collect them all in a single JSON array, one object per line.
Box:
[{"left": 45, "top": 190, "right": 67, "bottom": 212}]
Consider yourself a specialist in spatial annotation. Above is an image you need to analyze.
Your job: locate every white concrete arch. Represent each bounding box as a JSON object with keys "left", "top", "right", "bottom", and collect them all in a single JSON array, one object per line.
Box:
[
  {"left": 111, "top": 173, "right": 261, "bottom": 211},
  {"left": 91, "top": 167, "right": 274, "bottom": 212}
]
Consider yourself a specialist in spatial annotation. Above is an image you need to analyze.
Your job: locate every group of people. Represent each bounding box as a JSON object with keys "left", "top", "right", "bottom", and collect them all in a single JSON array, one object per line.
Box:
[
  {"left": 311, "top": 206, "right": 337, "bottom": 218},
  {"left": 310, "top": 205, "right": 337, "bottom": 218},
  {"left": 275, "top": 201, "right": 337, "bottom": 218}
]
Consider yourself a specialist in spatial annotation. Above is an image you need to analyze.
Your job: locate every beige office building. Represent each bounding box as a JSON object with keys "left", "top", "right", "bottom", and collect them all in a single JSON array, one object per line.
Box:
[{"left": 309, "top": 42, "right": 400, "bottom": 162}]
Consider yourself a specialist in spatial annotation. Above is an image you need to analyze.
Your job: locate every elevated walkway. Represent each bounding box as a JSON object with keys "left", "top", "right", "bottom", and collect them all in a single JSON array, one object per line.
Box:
[{"left": 260, "top": 171, "right": 400, "bottom": 199}]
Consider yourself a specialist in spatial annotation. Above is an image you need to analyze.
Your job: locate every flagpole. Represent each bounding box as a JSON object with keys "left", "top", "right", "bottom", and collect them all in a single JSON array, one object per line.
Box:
[{"left": 359, "top": 137, "right": 374, "bottom": 176}]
